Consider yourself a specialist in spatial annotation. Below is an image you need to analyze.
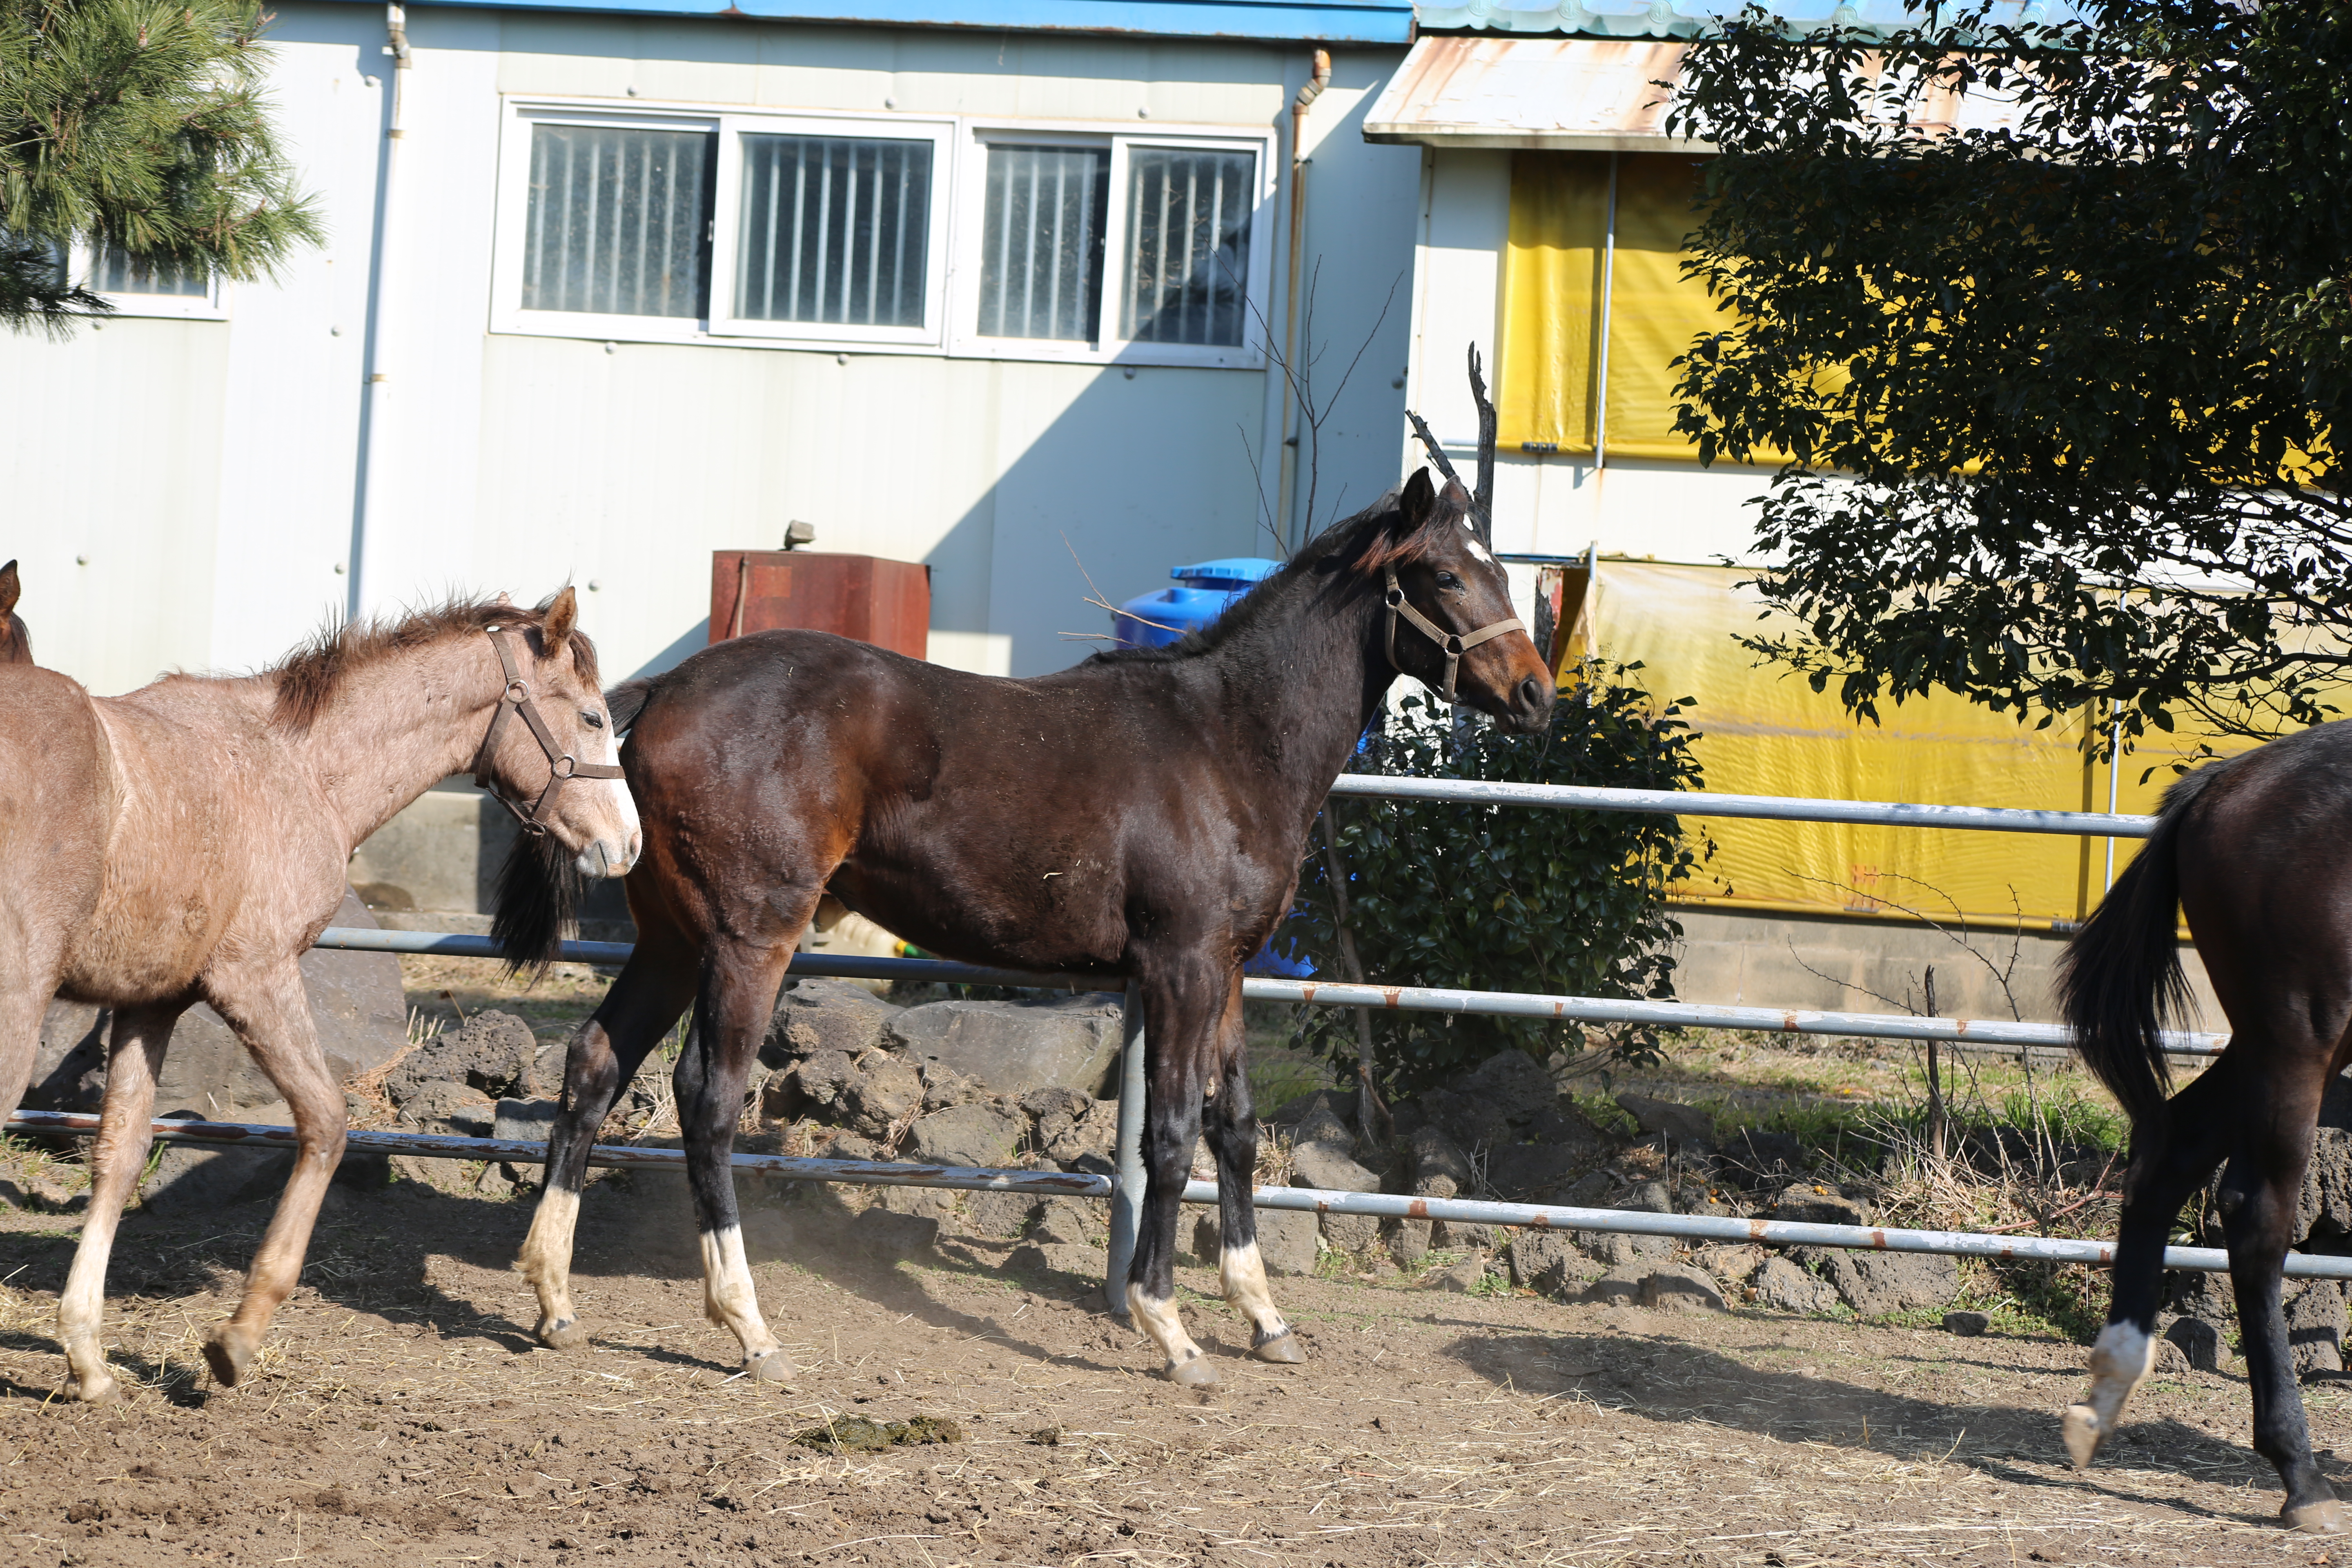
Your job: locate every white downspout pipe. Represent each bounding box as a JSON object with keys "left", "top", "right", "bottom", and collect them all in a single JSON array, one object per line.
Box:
[
  {"left": 347, "top": 2, "right": 410, "bottom": 621},
  {"left": 1273, "top": 49, "right": 1332, "bottom": 552}
]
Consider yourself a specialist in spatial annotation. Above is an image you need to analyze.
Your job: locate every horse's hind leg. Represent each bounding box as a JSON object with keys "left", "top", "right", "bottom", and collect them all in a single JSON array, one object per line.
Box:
[
  {"left": 1198, "top": 976, "right": 1302, "bottom": 1366},
  {"left": 1128, "top": 961, "right": 1221, "bottom": 1387},
  {"left": 677, "top": 933, "right": 801, "bottom": 1381},
  {"left": 2214, "top": 1048, "right": 2344, "bottom": 1533},
  {"left": 198, "top": 960, "right": 347, "bottom": 1388},
  {"left": 57, "top": 1004, "right": 182, "bottom": 1401},
  {"left": 521, "top": 933, "right": 697, "bottom": 1350},
  {"left": 2065, "top": 1052, "right": 2238, "bottom": 1467}
]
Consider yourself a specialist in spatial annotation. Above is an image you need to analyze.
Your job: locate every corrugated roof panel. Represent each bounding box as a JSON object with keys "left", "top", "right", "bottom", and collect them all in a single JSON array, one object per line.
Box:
[
  {"left": 1363, "top": 37, "right": 1701, "bottom": 150},
  {"left": 1412, "top": 0, "right": 2088, "bottom": 41},
  {"left": 1364, "top": 32, "right": 2042, "bottom": 148},
  {"left": 318, "top": 0, "right": 1412, "bottom": 45}
]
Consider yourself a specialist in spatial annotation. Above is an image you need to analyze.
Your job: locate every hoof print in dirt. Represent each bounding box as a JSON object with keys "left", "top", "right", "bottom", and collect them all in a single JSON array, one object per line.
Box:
[{"left": 793, "top": 1414, "right": 965, "bottom": 1454}]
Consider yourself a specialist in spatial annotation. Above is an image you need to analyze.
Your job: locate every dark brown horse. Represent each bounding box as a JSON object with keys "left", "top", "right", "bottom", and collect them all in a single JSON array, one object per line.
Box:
[
  {"left": 507, "top": 470, "right": 1552, "bottom": 1386},
  {"left": 2061, "top": 726, "right": 2352, "bottom": 1533},
  {"left": 1, "top": 559, "right": 31, "bottom": 666}
]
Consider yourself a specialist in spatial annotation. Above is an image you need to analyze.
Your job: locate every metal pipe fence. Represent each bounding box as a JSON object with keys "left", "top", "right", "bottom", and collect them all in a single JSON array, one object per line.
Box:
[
  {"left": 15, "top": 773, "right": 2216, "bottom": 1319},
  {"left": 12, "top": 1108, "right": 2337, "bottom": 1281}
]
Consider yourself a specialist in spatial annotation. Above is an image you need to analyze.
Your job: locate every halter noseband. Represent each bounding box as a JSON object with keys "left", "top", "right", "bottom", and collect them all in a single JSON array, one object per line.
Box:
[
  {"left": 1383, "top": 566, "right": 1526, "bottom": 704},
  {"left": 471, "top": 624, "right": 625, "bottom": 837}
]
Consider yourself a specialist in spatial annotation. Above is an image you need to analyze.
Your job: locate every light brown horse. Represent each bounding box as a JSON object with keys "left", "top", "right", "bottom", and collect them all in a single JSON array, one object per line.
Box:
[
  {"left": 0, "top": 559, "right": 31, "bottom": 666},
  {"left": 0, "top": 589, "right": 639, "bottom": 1401}
]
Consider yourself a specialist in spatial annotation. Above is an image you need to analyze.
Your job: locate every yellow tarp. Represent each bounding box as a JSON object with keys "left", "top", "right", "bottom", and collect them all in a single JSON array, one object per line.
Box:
[{"left": 1590, "top": 561, "right": 2254, "bottom": 925}]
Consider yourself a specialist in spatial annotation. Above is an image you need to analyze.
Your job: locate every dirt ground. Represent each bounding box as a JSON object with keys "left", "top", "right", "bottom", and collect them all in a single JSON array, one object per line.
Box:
[{"left": 0, "top": 1163, "right": 2343, "bottom": 1568}]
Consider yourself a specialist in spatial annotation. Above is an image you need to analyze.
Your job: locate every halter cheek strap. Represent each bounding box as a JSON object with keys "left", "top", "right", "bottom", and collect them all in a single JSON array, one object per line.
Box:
[
  {"left": 472, "top": 625, "right": 626, "bottom": 837},
  {"left": 1383, "top": 566, "right": 1526, "bottom": 704}
]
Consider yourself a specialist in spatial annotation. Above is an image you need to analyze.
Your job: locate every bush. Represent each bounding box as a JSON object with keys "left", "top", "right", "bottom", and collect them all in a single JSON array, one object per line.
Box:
[{"left": 1287, "top": 666, "right": 1711, "bottom": 1095}]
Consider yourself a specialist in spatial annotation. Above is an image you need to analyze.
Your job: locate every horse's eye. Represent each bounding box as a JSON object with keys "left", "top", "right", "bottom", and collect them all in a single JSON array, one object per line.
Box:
[
  {"left": 1435, "top": 572, "right": 1463, "bottom": 592},
  {"left": 582, "top": 709, "right": 605, "bottom": 729}
]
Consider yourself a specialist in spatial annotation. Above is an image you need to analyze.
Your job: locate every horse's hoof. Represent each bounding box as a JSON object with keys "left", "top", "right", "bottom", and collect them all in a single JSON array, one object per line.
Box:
[
  {"left": 67, "top": 1369, "right": 120, "bottom": 1405},
  {"left": 2285, "top": 1499, "right": 2349, "bottom": 1535},
  {"left": 2060, "top": 1402, "right": 2104, "bottom": 1469},
  {"left": 202, "top": 1327, "right": 255, "bottom": 1389},
  {"left": 1165, "top": 1356, "right": 1221, "bottom": 1390},
  {"left": 746, "top": 1349, "right": 796, "bottom": 1383},
  {"left": 537, "top": 1317, "right": 590, "bottom": 1352},
  {"left": 1252, "top": 1328, "right": 1307, "bottom": 1365}
]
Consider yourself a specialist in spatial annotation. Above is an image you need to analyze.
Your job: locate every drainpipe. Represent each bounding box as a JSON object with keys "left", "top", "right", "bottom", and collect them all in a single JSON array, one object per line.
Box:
[
  {"left": 1273, "top": 49, "right": 1332, "bottom": 553},
  {"left": 348, "top": 2, "right": 411, "bottom": 621}
]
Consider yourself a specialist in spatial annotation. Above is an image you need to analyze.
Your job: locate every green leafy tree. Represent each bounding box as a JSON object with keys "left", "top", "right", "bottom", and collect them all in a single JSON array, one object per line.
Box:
[
  {"left": 1666, "top": 1, "right": 2352, "bottom": 751},
  {"left": 1290, "top": 673, "right": 1710, "bottom": 1096},
  {"left": 0, "top": 0, "right": 322, "bottom": 332}
]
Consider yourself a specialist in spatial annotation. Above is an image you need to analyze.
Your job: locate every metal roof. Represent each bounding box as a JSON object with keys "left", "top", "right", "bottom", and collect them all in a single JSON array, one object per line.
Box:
[
  {"left": 1364, "top": 29, "right": 2045, "bottom": 148},
  {"left": 1363, "top": 36, "right": 1699, "bottom": 150},
  {"left": 325, "top": 0, "right": 1412, "bottom": 44},
  {"left": 1411, "top": 0, "right": 2087, "bottom": 41}
]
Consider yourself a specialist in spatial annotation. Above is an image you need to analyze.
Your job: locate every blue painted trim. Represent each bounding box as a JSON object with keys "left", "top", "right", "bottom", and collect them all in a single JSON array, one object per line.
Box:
[{"left": 321, "top": 0, "right": 1412, "bottom": 43}]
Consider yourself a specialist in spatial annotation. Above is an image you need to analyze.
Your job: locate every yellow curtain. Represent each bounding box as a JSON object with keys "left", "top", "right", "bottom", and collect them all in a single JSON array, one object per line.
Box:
[{"left": 1501, "top": 151, "right": 1727, "bottom": 462}]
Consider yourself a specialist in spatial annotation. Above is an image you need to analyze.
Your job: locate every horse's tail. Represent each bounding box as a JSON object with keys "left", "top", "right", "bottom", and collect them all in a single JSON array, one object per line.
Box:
[
  {"left": 2058, "top": 764, "right": 2225, "bottom": 1130},
  {"left": 489, "top": 677, "right": 666, "bottom": 975}
]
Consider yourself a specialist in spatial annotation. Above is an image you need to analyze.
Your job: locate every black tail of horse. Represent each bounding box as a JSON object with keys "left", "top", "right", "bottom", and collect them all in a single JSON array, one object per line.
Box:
[
  {"left": 2058, "top": 767, "right": 2223, "bottom": 1129},
  {"left": 488, "top": 675, "right": 663, "bottom": 975}
]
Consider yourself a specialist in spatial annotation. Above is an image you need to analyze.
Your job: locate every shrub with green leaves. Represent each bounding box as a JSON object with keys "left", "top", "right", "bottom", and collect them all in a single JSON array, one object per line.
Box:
[{"left": 1287, "top": 667, "right": 1710, "bottom": 1094}]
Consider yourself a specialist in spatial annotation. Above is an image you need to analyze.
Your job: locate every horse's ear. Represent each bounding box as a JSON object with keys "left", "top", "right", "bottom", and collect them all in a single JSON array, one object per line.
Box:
[
  {"left": 541, "top": 586, "right": 579, "bottom": 651},
  {"left": 1398, "top": 469, "right": 1437, "bottom": 532},
  {"left": 0, "top": 560, "right": 18, "bottom": 619}
]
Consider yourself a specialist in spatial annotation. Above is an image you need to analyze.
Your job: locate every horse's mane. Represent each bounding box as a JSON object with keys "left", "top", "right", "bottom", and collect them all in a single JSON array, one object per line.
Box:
[
  {"left": 267, "top": 595, "right": 600, "bottom": 730},
  {"left": 1085, "top": 488, "right": 1429, "bottom": 669}
]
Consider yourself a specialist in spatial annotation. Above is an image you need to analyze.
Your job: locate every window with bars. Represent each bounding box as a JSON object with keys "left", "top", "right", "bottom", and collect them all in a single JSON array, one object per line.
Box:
[
  {"left": 1122, "top": 149, "right": 1253, "bottom": 348},
  {"left": 97, "top": 246, "right": 207, "bottom": 297},
  {"left": 498, "top": 105, "right": 1267, "bottom": 362},
  {"left": 522, "top": 124, "right": 715, "bottom": 318},
  {"left": 737, "top": 134, "right": 932, "bottom": 327},
  {"left": 978, "top": 145, "right": 1107, "bottom": 342}
]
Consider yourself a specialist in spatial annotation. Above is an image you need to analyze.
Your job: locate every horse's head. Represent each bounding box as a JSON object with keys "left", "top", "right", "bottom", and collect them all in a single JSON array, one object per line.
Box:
[
  {"left": 0, "top": 560, "right": 32, "bottom": 667},
  {"left": 479, "top": 587, "right": 641, "bottom": 881},
  {"left": 1361, "top": 471, "right": 1555, "bottom": 733}
]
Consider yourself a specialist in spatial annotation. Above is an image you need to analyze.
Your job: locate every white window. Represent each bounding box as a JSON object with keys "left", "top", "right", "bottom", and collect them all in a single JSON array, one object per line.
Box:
[
  {"left": 4, "top": 234, "right": 228, "bottom": 320},
  {"left": 950, "top": 131, "right": 1270, "bottom": 368},
  {"left": 494, "top": 99, "right": 1272, "bottom": 369}
]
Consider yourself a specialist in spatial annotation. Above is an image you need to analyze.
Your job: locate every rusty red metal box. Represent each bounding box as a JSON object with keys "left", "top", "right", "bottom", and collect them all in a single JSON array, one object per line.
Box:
[{"left": 708, "top": 552, "right": 931, "bottom": 660}]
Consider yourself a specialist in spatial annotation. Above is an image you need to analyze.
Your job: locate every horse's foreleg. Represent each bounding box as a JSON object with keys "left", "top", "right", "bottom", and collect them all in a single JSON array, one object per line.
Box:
[
  {"left": 2216, "top": 1088, "right": 2345, "bottom": 1535},
  {"left": 57, "top": 1004, "right": 181, "bottom": 1401},
  {"left": 2064, "top": 1054, "right": 2237, "bottom": 1468},
  {"left": 1200, "top": 978, "right": 1302, "bottom": 1366},
  {"left": 678, "top": 935, "right": 798, "bottom": 1382},
  {"left": 1128, "top": 967, "right": 1217, "bottom": 1387},
  {"left": 200, "top": 962, "right": 347, "bottom": 1390},
  {"left": 521, "top": 945, "right": 695, "bottom": 1350}
]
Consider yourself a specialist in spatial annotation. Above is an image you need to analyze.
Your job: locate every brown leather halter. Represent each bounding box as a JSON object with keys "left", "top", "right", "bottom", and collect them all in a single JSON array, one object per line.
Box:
[
  {"left": 1383, "top": 566, "right": 1526, "bottom": 704},
  {"left": 472, "top": 625, "right": 625, "bottom": 836}
]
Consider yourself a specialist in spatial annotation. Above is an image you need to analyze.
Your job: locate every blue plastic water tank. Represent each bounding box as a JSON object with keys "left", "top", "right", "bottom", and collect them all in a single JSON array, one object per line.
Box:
[{"left": 1113, "top": 557, "right": 1283, "bottom": 650}]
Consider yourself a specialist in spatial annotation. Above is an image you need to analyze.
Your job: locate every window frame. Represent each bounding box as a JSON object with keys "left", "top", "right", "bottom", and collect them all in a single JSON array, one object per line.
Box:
[
  {"left": 708, "top": 111, "right": 958, "bottom": 350},
  {"left": 60, "top": 240, "right": 229, "bottom": 321},
  {"left": 491, "top": 96, "right": 1275, "bottom": 369},
  {"left": 946, "top": 124, "right": 1274, "bottom": 370},
  {"left": 490, "top": 103, "right": 725, "bottom": 345}
]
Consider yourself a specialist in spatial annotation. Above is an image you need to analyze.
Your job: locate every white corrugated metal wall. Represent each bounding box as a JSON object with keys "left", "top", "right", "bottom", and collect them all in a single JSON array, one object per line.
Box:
[{"left": 0, "top": 2, "right": 1425, "bottom": 696}]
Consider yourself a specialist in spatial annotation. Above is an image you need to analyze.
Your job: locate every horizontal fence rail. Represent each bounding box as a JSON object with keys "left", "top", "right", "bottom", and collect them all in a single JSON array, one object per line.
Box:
[
  {"left": 1328, "top": 773, "right": 2159, "bottom": 840},
  {"left": 312, "top": 929, "right": 2229, "bottom": 1057},
  {"left": 9, "top": 1110, "right": 2334, "bottom": 1280}
]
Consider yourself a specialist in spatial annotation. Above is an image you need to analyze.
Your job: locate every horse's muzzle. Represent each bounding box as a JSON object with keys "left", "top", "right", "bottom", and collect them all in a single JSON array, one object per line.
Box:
[
  {"left": 1497, "top": 673, "right": 1556, "bottom": 734},
  {"left": 577, "top": 833, "right": 640, "bottom": 879}
]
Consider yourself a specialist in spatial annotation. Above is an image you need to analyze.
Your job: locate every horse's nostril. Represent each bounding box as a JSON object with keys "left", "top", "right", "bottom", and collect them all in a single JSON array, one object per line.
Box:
[{"left": 1519, "top": 675, "right": 1546, "bottom": 711}]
